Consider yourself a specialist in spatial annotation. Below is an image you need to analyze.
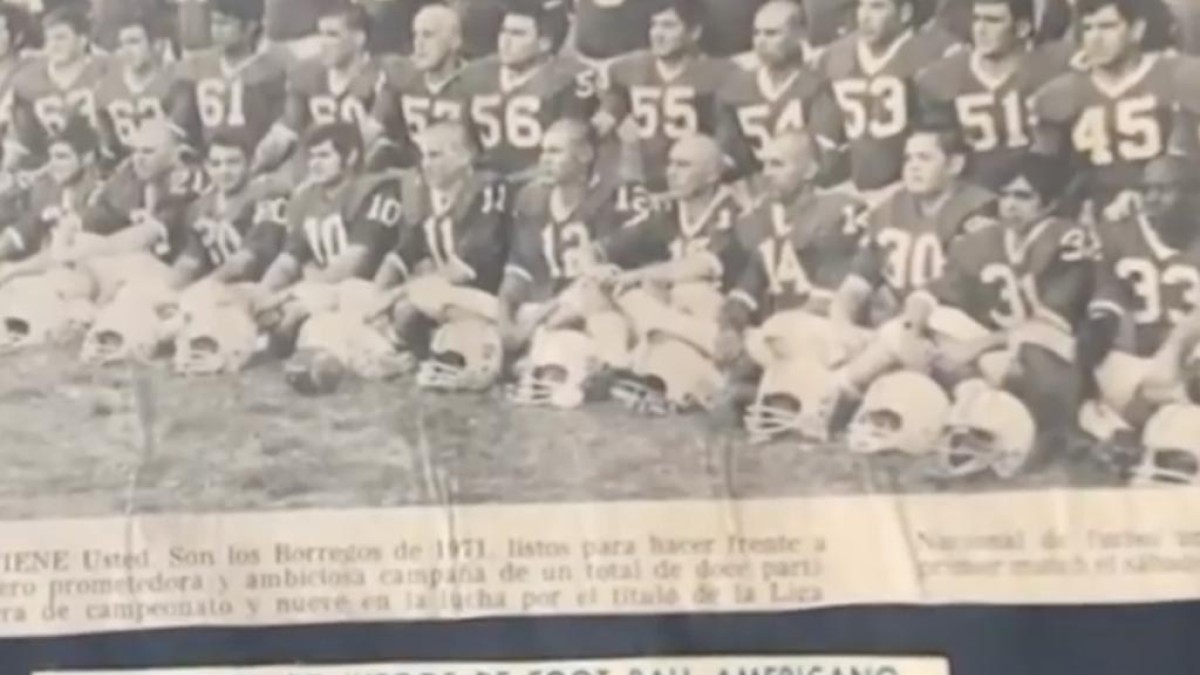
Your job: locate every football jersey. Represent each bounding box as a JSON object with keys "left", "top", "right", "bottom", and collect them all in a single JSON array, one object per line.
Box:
[
  {"left": 720, "top": 63, "right": 845, "bottom": 161},
  {"left": 372, "top": 56, "right": 469, "bottom": 169},
  {"left": 4, "top": 170, "right": 102, "bottom": 257},
  {"left": 283, "top": 56, "right": 385, "bottom": 134},
  {"left": 93, "top": 62, "right": 203, "bottom": 163},
  {"left": 1091, "top": 214, "right": 1200, "bottom": 358},
  {"left": 729, "top": 189, "right": 866, "bottom": 320},
  {"left": 1031, "top": 53, "right": 1200, "bottom": 201},
  {"left": 929, "top": 217, "right": 1093, "bottom": 334},
  {"left": 458, "top": 55, "right": 600, "bottom": 181},
  {"left": 82, "top": 160, "right": 208, "bottom": 263},
  {"left": 601, "top": 51, "right": 741, "bottom": 190},
  {"left": 180, "top": 48, "right": 289, "bottom": 148},
  {"left": 820, "top": 27, "right": 961, "bottom": 192},
  {"left": 600, "top": 186, "right": 748, "bottom": 291},
  {"left": 387, "top": 171, "right": 511, "bottom": 293},
  {"left": 182, "top": 181, "right": 290, "bottom": 278},
  {"left": 572, "top": 0, "right": 656, "bottom": 61},
  {"left": 282, "top": 172, "right": 404, "bottom": 277},
  {"left": 507, "top": 176, "right": 652, "bottom": 302},
  {"left": 916, "top": 47, "right": 1067, "bottom": 189},
  {"left": 850, "top": 182, "right": 996, "bottom": 303},
  {"left": 9, "top": 55, "right": 109, "bottom": 157}
]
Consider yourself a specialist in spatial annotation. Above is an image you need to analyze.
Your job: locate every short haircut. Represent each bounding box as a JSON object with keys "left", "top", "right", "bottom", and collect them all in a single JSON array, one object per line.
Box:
[
  {"left": 1075, "top": 0, "right": 1142, "bottom": 23},
  {"left": 317, "top": 1, "right": 371, "bottom": 34},
  {"left": 207, "top": 126, "right": 255, "bottom": 159},
  {"left": 545, "top": 117, "right": 597, "bottom": 150},
  {"left": 114, "top": 8, "right": 167, "bottom": 42},
  {"left": 306, "top": 121, "right": 364, "bottom": 164},
  {"left": 420, "top": 119, "right": 478, "bottom": 156},
  {"left": 998, "top": 154, "right": 1068, "bottom": 203},
  {"left": 211, "top": 0, "right": 264, "bottom": 25},
  {"left": 652, "top": 0, "right": 706, "bottom": 29},
  {"left": 41, "top": 5, "right": 89, "bottom": 35},
  {"left": 503, "top": 0, "right": 569, "bottom": 53},
  {"left": 973, "top": 0, "right": 1035, "bottom": 25},
  {"left": 909, "top": 126, "right": 968, "bottom": 158}
]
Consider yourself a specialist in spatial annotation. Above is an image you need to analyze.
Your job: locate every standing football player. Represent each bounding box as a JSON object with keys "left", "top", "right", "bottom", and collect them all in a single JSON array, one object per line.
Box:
[
  {"left": 1031, "top": 0, "right": 1200, "bottom": 220},
  {"left": 371, "top": 3, "right": 468, "bottom": 168},
  {"left": 457, "top": 0, "right": 599, "bottom": 183},
  {"left": 94, "top": 13, "right": 203, "bottom": 168},
  {"left": 819, "top": 0, "right": 961, "bottom": 201},
  {"left": 5, "top": 6, "right": 108, "bottom": 171},
  {"left": 595, "top": 0, "right": 747, "bottom": 191},
  {"left": 170, "top": 129, "right": 290, "bottom": 288},
  {"left": 721, "top": 0, "right": 845, "bottom": 168},
  {"left": 916, "top": 0, "right": 1068, "bottom": 190}
]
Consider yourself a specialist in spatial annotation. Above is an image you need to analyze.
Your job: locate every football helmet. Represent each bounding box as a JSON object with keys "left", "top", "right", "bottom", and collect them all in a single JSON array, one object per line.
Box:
[
  {"left": 80, "top": 282, "right": 179, "bottom": 365},
  {"left": 846, "top": 371, "right": 950, "bottom": 455},
  {"left": 612, "top": 337, "right": 723, "bottom": 416},
  {"left": 508, "top": 328, "right": 601, "bottom": 409},
  {"left": 936, "top": 379, "right": 1038, "bottom": 479},
  {"left": 417, "top": 317, "right": 504, "bottom": 392},
  {"left": 1130, "top": 404, "right": 1200, "bottom": 486},
  {"left": 293, "top": 311, "right": 409, "bottom": 381},
  {"left": 173, "top": 302, "right": 259, "bottom": 376},
  {"left": 744, "top": 358, "right": 840, "bottom": 445},
  {"left": 0, "top": 269, "right": 95, "bottom": 352}
]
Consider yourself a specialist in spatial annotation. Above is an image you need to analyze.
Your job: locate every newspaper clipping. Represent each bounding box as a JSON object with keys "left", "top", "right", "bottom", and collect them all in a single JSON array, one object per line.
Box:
[{"left": 3, "top": 0, "right": 1200, "bottom": 643}]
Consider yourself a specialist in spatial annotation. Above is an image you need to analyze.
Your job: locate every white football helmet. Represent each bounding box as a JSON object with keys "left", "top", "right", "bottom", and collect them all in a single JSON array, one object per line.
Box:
[
  {"left": 744, "top": 358, "right": 840, "bottom": 445},
  {"left": 508, "top": 328, "right": 601, "bottom": 409},
  {"left": 936, "top": 379, "right": 1038, "bottom": 479},
  {"left": 293, "top": 311, "right": 408, "bottom": 381},
  {"left": 417, "top": 317, "right": 504, "bottom": 392},
  {"left": 0, "top": 268, "right": 95, "bottom": 352},
  {"left": 846, "top": 371, "right": 950, "bottom": 455},
  {"left": 173, "top": 303, "right": 259, "bottom": 376},
  {"left": 612, "top": 337, "right": 723, "bottom": 416},
  {"left": 1131, "top": 404, "right": 1200, "bottom": 486},
  {"left": 80, "top": 282, "right": 179, "bottom": 365}
]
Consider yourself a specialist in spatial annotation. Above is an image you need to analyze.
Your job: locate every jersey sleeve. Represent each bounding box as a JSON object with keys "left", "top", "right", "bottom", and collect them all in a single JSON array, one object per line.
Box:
[
  {"left": 1036, "top": 226, "right": 1094, "bottom": 330},
  {"left": 926, "top": 232, "right": 978, "bottom": 310},
  {"left": 598, "top": 216, "right": 671, "bottom": 270},
  {"left": 282, "top": 194, "right": 315, "bottom": 264},
  {"left": 1029, "top": 74, "right": 1077, "bottom": 156},
  {"left": 1088, "top": 224, "right": 1131, "bottom": 319},
  {"left": 241, "top": 195, "right": 290, "bottom": 277},
  {"left": 345, "top": 177, "right": 404, "bottom": 252}
]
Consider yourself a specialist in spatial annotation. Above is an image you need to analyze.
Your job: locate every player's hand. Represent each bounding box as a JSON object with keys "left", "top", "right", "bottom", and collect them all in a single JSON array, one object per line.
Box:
[{"left": 715, "top": 327, "right": 744, "bottom": 367}]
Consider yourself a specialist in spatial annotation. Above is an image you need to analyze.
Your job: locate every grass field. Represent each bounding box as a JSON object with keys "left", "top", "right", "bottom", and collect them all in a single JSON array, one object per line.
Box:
[{"left": 0, "top": 342, "right": 1121, "bottom": 520}]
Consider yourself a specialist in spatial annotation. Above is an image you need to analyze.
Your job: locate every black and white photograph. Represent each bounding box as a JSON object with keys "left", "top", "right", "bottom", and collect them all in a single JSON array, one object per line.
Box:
[{"left": 0, "top": 0, "right": 1198, "bottom": 519}]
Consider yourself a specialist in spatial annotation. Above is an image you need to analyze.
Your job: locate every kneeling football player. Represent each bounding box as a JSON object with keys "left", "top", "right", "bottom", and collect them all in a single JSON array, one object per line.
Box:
[{"left": 374, "top": 120, "right": 511, "bottom": 393}]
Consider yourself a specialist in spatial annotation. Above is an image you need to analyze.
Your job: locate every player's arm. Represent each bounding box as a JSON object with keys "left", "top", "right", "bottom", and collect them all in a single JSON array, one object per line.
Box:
[
  {"left": 1077, "top": 238, "right": 1125, "bottom": 385},
  {"left": 591, "top": 59, "right": 630, "bottom": 138},
  {"left": 2, "top": 93, "right": 37, "bottom": 171},
  {"left": 165, "top": 78, "right": 205, "bottom": 159},
  {"left": 829, "top": 215, "right": 884, "bottom": 328},
  {"left": 212, "top": 197, "right": 289, "bottom": 283},
  {"left": 1028, "top": 78, "right": 1071, "bottom": 157},
  {"left": 258, "top": 197, "right": 314, "bottom": 292}
]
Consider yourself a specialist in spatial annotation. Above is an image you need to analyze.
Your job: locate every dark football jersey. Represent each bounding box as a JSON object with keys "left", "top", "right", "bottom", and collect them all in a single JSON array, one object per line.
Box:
[
  {"left": 720, "top": 63, "right": 845, "bottom": 161},
  {"left": 507, "top": 176, "right": 652, "bottom": 302},
  {"left": 850, "top": 181, "right": 996, "bottom": 302},
  {"left": 1091, "top": 214, "right": 1200, "bottom": 358},
  {"left": 180, "top": 48, "right": 289, "bottom": 148},
  {"left": 282, "top": 172, "right": 404, "bottom": 277},
  {"left": 930, "top": 217, "right": 1093, "bottom": 334},
  {"left": 9, "top": 55, "right": 109, "bottom": 157},
  {"left": 4, "top": 170, "right": 102, "bottom": 257},
  {"left": 600, "top": 51, "right": 741, "bottom": 190},
  {"left": 182, "top": 181, "right": 290, "bottom": 278},
  {"left": 93, "top": 62, "right": 203, "bottom": 162},
  {"left": 1032, "top": 53, "right": 1200, "bottom": 201},
  {"left": 916, "top": 47, "right": 1067, "bottom": 189},
  {"left": 283, "top": 56, "right": 385, "bottom": 134},
  {"left": 372, "top": 55, "right": 469, "bottom": 166},
  {"left": 82, "top": 160, "right": 208, "bottom": 263},
  {"left": 820, "top": 27, "right": 961, "bottom": 191},
  {"left": 729, "top": 189, "right": 866, "bottom": 320},
  {"left": 387, "top": 170, "right": 511, "bottom": 293},
  {"left": 600, "top": 186, "right": 748, "bottom": 291},
  {"left": 458, "top": 55, "right": 600, "bottom": 181}
]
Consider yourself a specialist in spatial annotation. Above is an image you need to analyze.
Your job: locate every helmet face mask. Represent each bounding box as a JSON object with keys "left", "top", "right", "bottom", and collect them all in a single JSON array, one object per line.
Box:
[
  {"left": 80, "top": 284, "right": 177, "bottom": 365},
  {"left": 934, "top": 379, "right": 1037, "bottom": 480},
  {"left": 0, "top": 272, "right": 95, "bottom": 352},
  {"left": 744, "top": 360, "right": 838, "bottom": 445},
  {"left": 509, "top": 329, "right": 598, "bottom": 409},
  {"left": 417, "top": 319, "right": 503, "bottom": 392},
  {"left": 616, "top": 338, "right": 721, "bottom": 416},
  {"left": 847, "top": 371, "right": 950, "bottom": 456}
]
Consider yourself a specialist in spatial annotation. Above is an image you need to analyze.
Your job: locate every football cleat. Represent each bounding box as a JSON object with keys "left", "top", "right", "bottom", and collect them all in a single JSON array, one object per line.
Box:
[
  {"left": 1130, "top": 404, "right": 1200, "bottom": 486},
  {"left": 0, "top": 268, "right": 95, "bottom": 352},
  {"left": 935, "top": 379, "right": 1038, "bottom": 480},
  {"left": 173, "top": 302, "right": 259, "bottom": 376},
  {"left": 79, "top": 282, "right": 179, "bottom": 365},
  {"left": 743, "top": 358, "right": 840, "bottom": 445},
  {"left": 417, "top": 317, "right": 504, "bottom": 392},
  {"left": 846, "top": 371, "right": 950, "bottom": 456},
  {"left": 508, "top": 328, "right": 601, "bottom": 409}
]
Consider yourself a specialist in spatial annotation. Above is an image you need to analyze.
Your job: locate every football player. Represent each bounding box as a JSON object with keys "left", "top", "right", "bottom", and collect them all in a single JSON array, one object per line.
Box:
[
  {"left": 819, "top": 0, "right": 961, "bottom": 200},
  {"left": 179, "top": 0, "right": 289, "bottom": 172},
  {"left": 916, "top": 0, "right": 1069, "bottom": 190},
  {"left": 828, "top": 127, "right": 996, "bottom": 395},
  {"left": 1082, "top": 156, "right": 1200, "bottom": 442},
  {"left": 571, "top": 0, "right": 656, "bottom": 64},
  {"left": 1031, "top": 0, "right": 1200, "bottom": 219},
  {"left": 4, "top": 6, "right": 108, "bottom": 171},
  {"left": 499, "top": 117, "right": 651, "bottom": 357},
  {"left": 94, "top": 13, "right": 203, "bottom": 168},
  {"left": 370, "top": 3, "right": 468, "bottom": 168},
  {"left": 170, "top": 128, "right": 290, "bottom": 289},
  {"left": 374, "top": 120, "right": 511, "bottom": 388},
  {"left": 595, "top": 0, "right": 746, "bottom": 191},
  {"left": 267, "top": 2, "right": 385, "bottom": 166},
  {"left": 721, "top": 0, "right": 845, "bottom": 168},
  {"left": 457, "top": 0, "right": 599, "bottom": 183},
  {"left": 591, "top": 132, "right": 748, "bottom": 414}
]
